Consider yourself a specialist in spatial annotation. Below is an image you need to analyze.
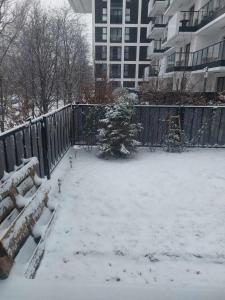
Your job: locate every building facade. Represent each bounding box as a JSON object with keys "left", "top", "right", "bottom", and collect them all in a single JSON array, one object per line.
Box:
[
  {"left": 69, "top": 0, "right": 151, "bottom": 89},
  {"left": 145, "top": 0, "right": 225, "bottom": 92}
]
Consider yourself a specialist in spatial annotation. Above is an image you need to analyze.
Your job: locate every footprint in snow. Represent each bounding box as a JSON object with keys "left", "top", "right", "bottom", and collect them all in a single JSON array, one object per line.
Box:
[{"left": 63, "top": 258, "right": 69, "bottom": 264}]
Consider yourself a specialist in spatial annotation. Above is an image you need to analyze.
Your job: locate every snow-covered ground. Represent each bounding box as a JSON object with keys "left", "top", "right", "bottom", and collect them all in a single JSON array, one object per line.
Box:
[{"left": 34, "top": 147, "right": 225, "bottom": 288}]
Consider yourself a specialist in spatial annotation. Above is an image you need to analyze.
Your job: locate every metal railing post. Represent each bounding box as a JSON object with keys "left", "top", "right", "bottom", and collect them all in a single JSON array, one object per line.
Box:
[{"left": 41, "top": 116, "right": 51, "bottom": 180}]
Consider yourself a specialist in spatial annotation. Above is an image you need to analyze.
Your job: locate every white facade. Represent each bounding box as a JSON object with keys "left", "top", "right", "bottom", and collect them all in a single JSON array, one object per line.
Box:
[{"left": 145, "top": 0, "right": 225, "bottom": 92}]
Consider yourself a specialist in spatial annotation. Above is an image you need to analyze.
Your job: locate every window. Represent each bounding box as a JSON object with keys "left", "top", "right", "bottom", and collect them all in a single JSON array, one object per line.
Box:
[
  {"left": 111, "top": 0, "right": 123, "bottom": 24},
  {"left": 110, "top": 28, "right": 122, "bottom": 42},
  {"left": 139, "top": 64, "right": 149, "bottom": 78},
  {"left": 95, "top": 46, "right": 107, "bottom": 60},
  {"left": 124, "top": 27, "right": 137, "bottom": 43},
  {"left": 124, "top": 64, "right": 136, "bottom": 78},
  {"left": 126, "top": 0, "right": 139, "bottom": 24},
  {"left": 125, "top": 28, "right": 130, "bottom": 42},
  {"left": 125, "top": 8, "right": 131, "bottom": 22},
  {"left": 110, "top": 64, "right": 121, "bottom": 78},
  {"left": 111, "top": 8, "right": 123, "bottom": 23},
  {"left": 124, "top": 65, "right": 129, "bottom": 77},
  {"left": 123, "top": 81, "right": 135, "bottom": 88},
  {"left": 139, "top": 46, "right": 148, "bottom": 61},
  {"left": 110, "top": 47, "right": 122, "bottom": 61},
  {"left": 124, "top": 46, "right": 136, "bottom": 61},
  {"left": 111, "top": 81, "right": 121, "bottom": 89},
  {"left": 95, "top": 27, "right": 107, "bottom": 42},
  {"left": 140, "top": 28, "right": 150, "bottom": 43},
  {"left": 124, "top": 47, "right": 129, "bottom": 60},
  {"left": 95, "top": 64, "right": 107, "bottom": 78},
  {"left": 102, "top": 8, "right": 107, "bottom": 22},
  {"left": 102, "top": 28, "right": 107, "bottom": 41}
]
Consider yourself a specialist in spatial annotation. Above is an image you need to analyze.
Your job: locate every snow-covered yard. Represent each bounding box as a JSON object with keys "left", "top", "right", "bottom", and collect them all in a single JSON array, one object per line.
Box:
[{"left": 35, "top": 147, "right": 225, "bottom": 287}]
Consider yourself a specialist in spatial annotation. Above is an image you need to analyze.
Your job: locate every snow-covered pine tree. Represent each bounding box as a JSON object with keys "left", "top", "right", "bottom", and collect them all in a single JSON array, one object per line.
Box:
[
  {"left": 163, "top": 115, "right": 185, "bottom": 153},
  {"left": 97, "top": 94, "right": 142, "bottom": 158}
]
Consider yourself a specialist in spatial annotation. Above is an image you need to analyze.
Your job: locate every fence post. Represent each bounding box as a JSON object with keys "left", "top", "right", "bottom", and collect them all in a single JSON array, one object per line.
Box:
[
  {"left": 179, "top": 106, "right": 185, "bottom": 130},
  {"left": 41, "top": 116, "right": 51, "bottom": 180},
  {"left": 70, "top": 104, "right": 75, "bottom": 146}
]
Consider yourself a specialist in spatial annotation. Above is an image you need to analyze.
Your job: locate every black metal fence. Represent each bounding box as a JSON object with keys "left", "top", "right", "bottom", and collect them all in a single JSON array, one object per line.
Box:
[
  {"left": 1, "top": 104, "right": 225, "bottom": 180},
  {"left": 0, "top": 105, "right": 72, "bottom": 180},
  {"left": 72, "top": 104, "right": 225, "bottom": 147}
]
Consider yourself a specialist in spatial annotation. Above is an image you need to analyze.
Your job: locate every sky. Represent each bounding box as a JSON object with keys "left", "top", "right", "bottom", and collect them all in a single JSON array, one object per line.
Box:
[{"left": 40, "top": 0, "right": 93, "bottom": 54}]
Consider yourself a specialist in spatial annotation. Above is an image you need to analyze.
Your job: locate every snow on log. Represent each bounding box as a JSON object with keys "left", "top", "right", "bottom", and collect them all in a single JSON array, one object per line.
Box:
[
  {"left": 0, "top": 197, "right": 14, "bottom": 224},
  {"left": 0, "top": 157, "right": 39, "bottom": 198},
  {"left": 0, "top": 157, "right": 51, "bottom": 279},
  {"left": 0, "top": 183, "right": 50, "bottom": 259}
]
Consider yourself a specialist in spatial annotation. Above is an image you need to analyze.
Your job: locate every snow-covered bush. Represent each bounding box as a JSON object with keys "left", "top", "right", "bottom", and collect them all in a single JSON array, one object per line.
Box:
[
  {"left": 163, "top": 116, "right": 185, "bottom": 153},
  {"left": 97, "top": 94, "right": 142, "bottom": 158}
]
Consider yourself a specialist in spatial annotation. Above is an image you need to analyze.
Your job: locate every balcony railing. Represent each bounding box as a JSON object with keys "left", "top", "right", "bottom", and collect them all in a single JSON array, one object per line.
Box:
[
  {"left": 166, "top": 52, "right": 193, "bottom": 73},
  {"left": 152, "top": 15, "right": 169, "bottom": 28},
  {"left": 166, "top": 40, "right": 225, "bottom": 73},
  {"left": 153, "top": 40, "right": 165, "bottom": 52},
  {"left": 179, "top": 1, "right": 225, "bottom": 32},
  {"left": 148, "top": 0, "right": 168, "bottom": 17},
  {"left": 192, "top": 40, "right": 225, "bottom": 70},
  {"left": 148, "top": 65, "right": 159, "bottom": 77},
  {"left": 147, "top": 39, "right": 170, "bottom": 59}
]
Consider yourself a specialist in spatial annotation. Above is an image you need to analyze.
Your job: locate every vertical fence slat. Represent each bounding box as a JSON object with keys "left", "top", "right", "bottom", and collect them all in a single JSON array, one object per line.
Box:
[
  {"left": 15, "top": 131, "right": 24, "bottom": 166},
  {"left": 0, "top": 140, "right": 6, "bottom": 178},
  {"left": 4, "top": 136, "right": 16, "bottom": 172}
]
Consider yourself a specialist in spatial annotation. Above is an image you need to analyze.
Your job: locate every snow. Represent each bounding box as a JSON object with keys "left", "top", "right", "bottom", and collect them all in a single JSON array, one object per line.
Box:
[
  {"left": 0, "top": 157, "right": 39, "bottom": 195},
  {"left": 1, "top": 147, "right": 225, "bottom": 298},
  {"left": 33, "top": 147, "right": 225, "bottom": 288},
  {"left": 2, "top": 183, "right": 50, "bottom": 257}
]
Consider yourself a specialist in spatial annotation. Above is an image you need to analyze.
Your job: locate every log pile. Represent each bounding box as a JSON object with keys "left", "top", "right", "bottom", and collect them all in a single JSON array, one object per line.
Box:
[{"left": 0, "top": 158, "right": 51, "bottom": 279}]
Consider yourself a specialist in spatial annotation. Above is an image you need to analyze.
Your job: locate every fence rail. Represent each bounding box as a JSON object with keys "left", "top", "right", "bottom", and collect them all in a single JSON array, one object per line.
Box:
[
  {"left": 1, "top": 104, "right": 225, "bottom": 180},
  {"left": 72, "top": 104, "right": 225, "bottom": 148}
]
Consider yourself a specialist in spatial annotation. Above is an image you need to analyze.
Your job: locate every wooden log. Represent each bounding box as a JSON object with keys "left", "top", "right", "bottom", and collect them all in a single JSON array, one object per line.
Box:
[
  {"left": 0, "top": 197, "right": 14, "bottom": 224},
  {"left": 0, "top": 244, "right": 13, "bottom": 279},
  {"left": 0, "top": 183, "right": 49, "bottom": 278}
]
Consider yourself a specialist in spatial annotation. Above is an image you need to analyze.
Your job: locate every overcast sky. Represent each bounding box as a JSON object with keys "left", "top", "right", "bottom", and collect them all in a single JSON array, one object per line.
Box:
[{"left": 40, "top": 0, "right": 92, "bottom": 53}]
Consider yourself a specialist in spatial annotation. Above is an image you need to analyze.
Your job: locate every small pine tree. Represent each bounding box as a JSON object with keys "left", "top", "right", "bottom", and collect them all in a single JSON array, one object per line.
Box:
[
  {"left": 97, "top": 95, "right": 142, "bottom": 158},
  {"left": 163, "top": 116, "right": 185, "bottom": 153}
]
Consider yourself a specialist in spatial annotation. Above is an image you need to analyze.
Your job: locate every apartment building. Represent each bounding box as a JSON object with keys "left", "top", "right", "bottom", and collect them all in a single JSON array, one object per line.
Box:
[
  {"left": 145, "top": 0, "right": 225, "bottom": 92},
  {"left": 69, "top": 0, "right": 151, "bottom": 89}
]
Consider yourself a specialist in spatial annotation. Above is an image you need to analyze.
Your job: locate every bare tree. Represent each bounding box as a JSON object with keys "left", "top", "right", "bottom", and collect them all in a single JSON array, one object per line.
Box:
[
  {"left": 13, "top": 4, "right": 91, "bottom": 115},
  {"left": 57, "top": 9, "right": 91, "bottom": 104},
  {"left": 0, "top": 0, "right": 30, "bottom": 131}
]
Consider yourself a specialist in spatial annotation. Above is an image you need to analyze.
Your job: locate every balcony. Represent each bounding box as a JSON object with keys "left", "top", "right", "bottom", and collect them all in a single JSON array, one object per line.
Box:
[
  {"left": 162, "top": 12, "right": 197, "bottom": 47},
  {"left": 192, "top": 40, "right": 225, "bottom": 71},
  {"left": 166, "top": 40, "right": 225, "bottom": 73},
  {"left": 166, "top": 52, "right": 193, "bottom": 73},
  {"left": 165, "top": 0, "right": 186, "bottom": 16},
  {"left": 144, "top": 65, "right": 159, "bottom": 79},
  {"left": 148, "top": 0, "right": 168, "bottom": 17},
  {"left": 166, "top": 0, "right": 225, "bottom": 23},
  {"left": 147, "top": 16, "right": 169, "bottom": 39},
  {"left": 163, "top": 1, "right": 225, "bottom": 46},
  {"left": 147, "top": 40, "right": 169, "bottom": 59}
]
